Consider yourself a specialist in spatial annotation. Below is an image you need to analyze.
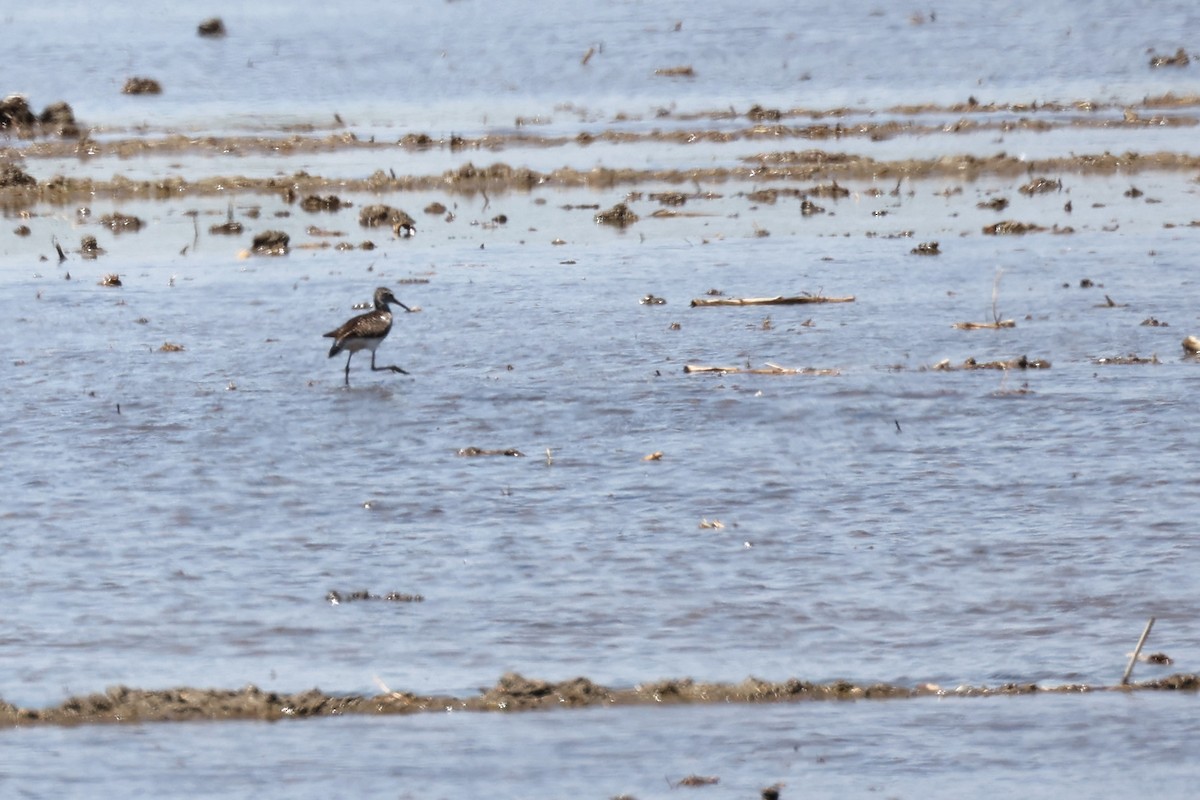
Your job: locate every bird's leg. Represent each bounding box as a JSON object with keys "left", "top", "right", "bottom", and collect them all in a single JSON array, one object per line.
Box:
[
  {"left": 344, "top": 352, "right": 353, "bottom": 386},
  {"left": 371, "top": 351, "right": 409, "bottom": 375}
]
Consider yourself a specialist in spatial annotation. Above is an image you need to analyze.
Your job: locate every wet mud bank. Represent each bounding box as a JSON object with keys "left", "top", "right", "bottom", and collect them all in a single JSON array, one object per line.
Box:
[{"left": 3, "top": 672, "right": 1198, "bottom": 728}]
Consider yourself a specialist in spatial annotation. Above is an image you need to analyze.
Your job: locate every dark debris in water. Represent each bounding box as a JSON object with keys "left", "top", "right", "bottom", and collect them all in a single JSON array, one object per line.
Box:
[
  {"left": 326, "top": 590, "right": 424, "bottom": 605},
  {"left": 928, "top": 355, "right": 1050, "bottom": 371},
  {"left": 2, "top": 671, "right": 1198, "bottom": 727},
  {"left": 457, "top": 447, "right": 525, "bottom": 457},
  {"left": 1092, "top": 353, "right": 1161, "bottom": 365}
]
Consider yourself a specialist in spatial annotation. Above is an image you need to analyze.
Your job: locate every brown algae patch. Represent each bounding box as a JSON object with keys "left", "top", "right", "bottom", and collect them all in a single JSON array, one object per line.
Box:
[{"left": 3, "top": 672, "right": 1198, "bottom": 727}]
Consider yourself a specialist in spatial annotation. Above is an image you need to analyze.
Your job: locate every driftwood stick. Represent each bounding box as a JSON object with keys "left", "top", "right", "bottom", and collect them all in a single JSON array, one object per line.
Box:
[
  {"left": 690, "top": 295, "right": 855, "bottom": 307},
  {"left": 1121, "top": 617, "right": 1156, "bottom": 685},
  {"left": 683, "top": 364, "right": 840, "bottom": 376},
  {"left": 953, "top": 320, "right": 1016, "bottom": 330}
]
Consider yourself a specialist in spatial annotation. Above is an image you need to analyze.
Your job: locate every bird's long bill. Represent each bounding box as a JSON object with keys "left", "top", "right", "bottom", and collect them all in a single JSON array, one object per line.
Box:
[{"left": 396, "top": 301, "right": 412, "bottom": 312}]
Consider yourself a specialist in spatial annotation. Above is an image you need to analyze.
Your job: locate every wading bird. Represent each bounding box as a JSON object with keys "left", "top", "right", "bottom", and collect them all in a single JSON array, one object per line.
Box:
[{"left": 324, "top": 287, "right": 411, "bottom": 386}]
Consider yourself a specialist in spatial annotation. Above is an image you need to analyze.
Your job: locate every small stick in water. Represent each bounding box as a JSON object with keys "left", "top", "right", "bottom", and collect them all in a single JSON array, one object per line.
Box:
[{"left": 1121, "top": 617, "right": 1156, "bottom": 685}]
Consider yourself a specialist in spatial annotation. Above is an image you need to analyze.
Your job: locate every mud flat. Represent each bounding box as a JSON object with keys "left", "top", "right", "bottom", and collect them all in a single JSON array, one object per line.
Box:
[{"left": 3, "top": 672, "right": 1197, "bottom": 727}]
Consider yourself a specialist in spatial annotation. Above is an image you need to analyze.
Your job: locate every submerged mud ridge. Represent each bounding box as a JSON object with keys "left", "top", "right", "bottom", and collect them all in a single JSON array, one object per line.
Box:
[
  {"left": 4, "top": 150, "right": 1200, "bottom": 208},
  {"left": 4, "top": 93, "right": 1200, "bottom": 204},
  {"left": 3, "top": 672, "right": 1198, "bottom": 727}
]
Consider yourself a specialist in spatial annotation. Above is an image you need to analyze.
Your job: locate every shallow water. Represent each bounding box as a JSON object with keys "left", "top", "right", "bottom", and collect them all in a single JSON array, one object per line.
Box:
[
  {"left": 5, "top": 693, "right": 1200, "bottom": 799},
  {"left": 4, "top": 0, "right": 1200, "bottom": 797}
]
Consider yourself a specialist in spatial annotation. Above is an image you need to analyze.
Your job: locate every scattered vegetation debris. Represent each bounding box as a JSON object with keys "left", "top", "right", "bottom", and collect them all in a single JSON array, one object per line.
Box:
[
  {"left": 197, "top": 17, "right": 226, "bottom": 37},
  {"left": 99, "top": 212, "right": 143, "bottom": 232},
  {"left": 250, "top": 230, "right": 289, "bottom": 255},
  {"left": 1140, "top": 317, "right": 1168, "bottom": 327},
  {"left": 14, "top": 224, "right": 31, "bottom": 236},
  {"left": 1182, "top": 335, "right": 1200, "bottom": 354},
  {"left": 655, "top": 65, "right": 695, "bottom": 77},
  {"left": 159, "top": 342, "right": 185, "bottom": 352},
  {"left": 747, "top": 188, "right": 778, "bottom": 205},
  {"left": 122, "top": 77, "right": 163, "bottom": 95},
  {"left": 299, "top": 194, "right": 345, "bottom": 212},
  {"left": 799, "top": 199, "right": 825, "bottom": 216},
  {"left": 1096, "top": 294, "right": 1125, "bottom": 307},
  {"left": 684, "top": 363, "right": 840, "bottom": 376},
  {"left": 1019, "top": 176, "right": 1062, "bottom": 195},
  {"left": 0, "top": 163, "right": 36, "bottom": 188},
  {"left": 977, "top": 196, "right": 1009, "bottom": 211},
  {"left": 929, "top": 355, "right": 1050, "bottom": 371},
  {"left": 1150, "top": 48, "right": 1190, "bottom": 68},
  {"left": 98, "top": 273, "right": 122, "bottom": 287},
  {"left": 1143, "top": 652, "right": 1174, "bottom": 665},
  {"left": 1124, "top": 186, "right": 1144, "bottom": 198},
  {"left": 326, "top": 590, "right": 423, "bottom": 604},
  {"left": 1093, "top": 354, "right": 1160, "bottom": 365},
  {"left": 457, "top": 447, "right": 525, "bottom": 457},
  {"left": 640, "top": 294, "right": 667, "bottom": 305},
  {"left": 911, "top": 241, "right": 941, "bottom": 255},
  {"left": 690, "top": 293, "right": 854, "bottom": 307},
  {"left": 698, "top": 519, "right": 724, "bottom": 529},
  {"left": 79, "top": 235, "right": 102, "bottom": 258},
  {"left": 643, "top": 451, "right": 664, "bottom": 461},
  {"left": 424, "top": 201, "right": 448, "bottom": 215},
  {"left": 675, "top": 775, "right": 720, "bottom": 788},
  {"left": 209, "top": 220, "right": 244, "bottom": 235},
  {"left": 595, "top": 202, "right": 638, "bottom": 227},
  {"left": 1079, "top": 278, "right": 1096, "bottom": 288},
  {"left": 358, "top": 203, "right": 415, "bottom": 231},
  {"left": 983, "top": 220, "right": 1045, "bottom": 235}
]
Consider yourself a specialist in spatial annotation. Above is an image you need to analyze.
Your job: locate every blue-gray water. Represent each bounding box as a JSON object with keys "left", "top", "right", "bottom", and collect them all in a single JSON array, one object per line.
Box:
[{"left": 3, "top": 1, "right": 1200, "bottom": 797}]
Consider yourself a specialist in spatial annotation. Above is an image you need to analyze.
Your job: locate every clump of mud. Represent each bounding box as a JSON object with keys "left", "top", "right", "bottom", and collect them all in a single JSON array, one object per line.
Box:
[
  {"left": 209, "top": 220, "right": 244, "bottom": 235},
  {"left": 122, "top": 77, "right": 163, "bottom": 95},
  {"left": 197, "top": 17, "right": 226, "bottom": 37},
  {"left": 984, "top": 220, "right": 1045, "bottom": 235},
  {"left": 0, "top": 95, "right": 78, "bottom": 138},
  {"left": 0, "top": 164, "right": 36, "bottom": 188},
  {"left": 300, "top": 194, "right": 347, "bottom": 212},
  {"left": 100, "top": 212, "right": 144, "bottom": 233},
  {"left": 80, "top": 235, "right": 103, "bottom": 258},
  {"left": 358, "top": 204, "right": 415, "bottom": 231},
  {"left": 250, "top": 230, "right": 289, "bottom": 255},
  {"left": 595, "top": 202, "right": 638, "bottom": 227}
]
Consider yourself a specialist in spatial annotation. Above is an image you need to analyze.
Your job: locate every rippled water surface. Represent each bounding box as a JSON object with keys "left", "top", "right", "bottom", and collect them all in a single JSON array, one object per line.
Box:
[{"left": 3, "top": 0, "right": 1200, "bottom": 797}]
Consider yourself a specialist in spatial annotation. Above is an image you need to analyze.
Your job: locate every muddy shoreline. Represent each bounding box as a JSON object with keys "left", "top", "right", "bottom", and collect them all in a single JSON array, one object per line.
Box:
[{"left": 3, "top": 672, "right": 1197, "bottom": 728}]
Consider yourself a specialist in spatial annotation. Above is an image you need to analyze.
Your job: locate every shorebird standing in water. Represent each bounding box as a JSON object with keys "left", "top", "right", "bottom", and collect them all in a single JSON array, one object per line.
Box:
[{"left": 324, "top": 287, "right": 411, "bottom": 386}]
